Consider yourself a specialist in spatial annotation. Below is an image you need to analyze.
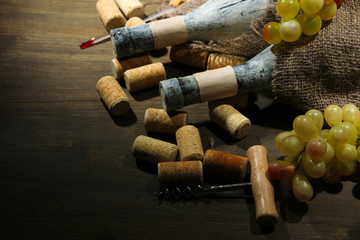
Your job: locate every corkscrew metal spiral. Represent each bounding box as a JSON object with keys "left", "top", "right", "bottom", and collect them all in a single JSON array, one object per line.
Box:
[{"left": 155, "top": 182, "right": 253, "bottom": 200}]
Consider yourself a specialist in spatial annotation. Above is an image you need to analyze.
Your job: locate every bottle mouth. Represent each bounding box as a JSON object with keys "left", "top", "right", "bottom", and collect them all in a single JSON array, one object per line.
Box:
[{"left": 159, "top": 78, "right": 185, "bottom": 112}]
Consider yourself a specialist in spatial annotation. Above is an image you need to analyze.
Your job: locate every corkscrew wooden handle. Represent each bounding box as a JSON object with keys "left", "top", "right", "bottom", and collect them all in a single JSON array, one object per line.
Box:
[{"left": 246, "top": 145, "right": 279, "bottom": 226}]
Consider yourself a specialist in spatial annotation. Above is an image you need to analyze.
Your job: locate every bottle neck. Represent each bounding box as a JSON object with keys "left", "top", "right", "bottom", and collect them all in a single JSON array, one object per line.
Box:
[{"left": 184, "top": 0, "right": 272, "bottom": 41}]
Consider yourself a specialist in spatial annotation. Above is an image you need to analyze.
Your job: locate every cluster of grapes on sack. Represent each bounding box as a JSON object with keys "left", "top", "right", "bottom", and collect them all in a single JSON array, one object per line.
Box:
[
  {"left": 268, "top": 104, "right": 360, "bottom": 202},
  {"left": 262, "top": 0, "right": 343, "bottom": 44}
]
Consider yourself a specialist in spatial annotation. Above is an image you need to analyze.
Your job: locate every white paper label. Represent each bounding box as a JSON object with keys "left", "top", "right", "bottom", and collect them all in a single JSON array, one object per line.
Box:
[
  {"left": 194, "top": 66, "right": 238, "bottom": 102},
  {"left": 149, "top": 16, "right": 188, "bottom": 49}
]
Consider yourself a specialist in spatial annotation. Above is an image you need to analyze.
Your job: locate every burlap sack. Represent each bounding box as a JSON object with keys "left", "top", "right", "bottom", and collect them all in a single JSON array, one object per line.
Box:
[
  {"left": 272, "top": 0, "right": 360, "bottom": 112},
  {"left": 158, "top": 0, "right": 360, "bottom": 112}
]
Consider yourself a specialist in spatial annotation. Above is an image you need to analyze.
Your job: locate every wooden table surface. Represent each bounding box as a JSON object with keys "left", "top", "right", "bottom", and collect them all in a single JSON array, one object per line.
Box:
[{"left": 1, "top": 0, "right": 359, "bottom": 239}]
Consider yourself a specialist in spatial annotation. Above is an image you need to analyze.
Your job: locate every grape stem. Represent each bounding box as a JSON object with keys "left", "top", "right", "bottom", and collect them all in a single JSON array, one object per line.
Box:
[{"left": 295, "top": 152, "right": 304, "bottom": 170}]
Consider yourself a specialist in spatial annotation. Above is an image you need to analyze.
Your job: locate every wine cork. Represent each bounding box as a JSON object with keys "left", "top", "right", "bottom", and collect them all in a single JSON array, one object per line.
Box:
[
  {"left": 207, "top": 53, "right": 247, "bottom": 70},
  {"left": 144, "top": 108, "right": 188, "bottom": 134},
  {"left": 176, "top": 125, "right": 204, "bottom": 161},
  {"left": 209, "top": 104, "right": 251, "bottom": 139},
  {"left": 96, "top": 76, "right": 130, "bottom": 116},
  {"left": 111, "top": 55, "right": 153, "bottom": 80},
  {"left": 158, "top": 161, "right": 203, "bottom": 188},
  {"left": 125, "top": 16, "right": 145, "bottom": 28},
  {"left": 96, "top": 0, "right": 126, "bottom": 31},
  {"left": 208, "top": 94, "right": 249, "bottom": 110},
  {"left": 124, "top": 62, "right": 167, "bottom": 92},
  {"left": 203, "top": 149, "right": 248, "bottom": 181},
  {"left": 132, "top": 135, "right": 178, "bottom": 164},
  {"left": 170, "top": 44, "right": 209, "bottom": 69},
  {"left": 247, "top": 145, "right": 279, "bottom": 226},
  {"left": 114, "top": 0, "right": 144, "bottom": 19}
]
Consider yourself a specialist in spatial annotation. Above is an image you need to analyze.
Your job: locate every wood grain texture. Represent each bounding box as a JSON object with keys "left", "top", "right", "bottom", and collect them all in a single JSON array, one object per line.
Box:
[{"left": 0, "top": 0, "right": 360, "bottom": 239}]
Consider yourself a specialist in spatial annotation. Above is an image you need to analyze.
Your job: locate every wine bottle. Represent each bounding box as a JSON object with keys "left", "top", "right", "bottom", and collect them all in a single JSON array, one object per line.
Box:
[
  {"left": 110, "top": 0, "right": 272, "bottom": 58},
  {"left": 159, "top": 45, "right": 275, "bottom": 112}
]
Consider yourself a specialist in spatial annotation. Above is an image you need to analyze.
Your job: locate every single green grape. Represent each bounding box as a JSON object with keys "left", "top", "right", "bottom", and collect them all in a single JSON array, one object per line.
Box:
[
  {"left": 293, "top": 115, "right": 319, "bottom": 141},
  {"left": 341, "top": 160, "right": 357, "bottom": 176},
  {"left": 276, "top": 0, "right": 300, "bottom": 20},
  {"left": 342, "top": 103, "right": 360, "bottom": 124},
  {"left": 281, "top": 135, "right": 305, "bottom": 156},
  {"left": 305, "top": 109, "right": 324, "bottom": 131},
  {"left": 279, "top": 19, "right": 302, "bottom": 42},
  {"left": 262, "top": 22, "right": 282, "bottom": 44},
  {"left": 300, "top": 0, "right": 324, "bottom": 14},
  {"left": 301, "top": 153, "right": 326, "bottom": 178},
  {"left": 318, "top": 0, "right": 338, "bottom": 21},
  {"left": 338, "top": 122, "right": 358, "bottom": 145},
  {"left": 323, "top": 159, "right": 342, "bottom": 184},
  {"left": 275, "top": 131, "right": 294, "bottom": 150},
  {"left": 306, "top": 137, "right": 327, "bottom": 160},
  {"left": 327, "top": 125, "right": 349, "bottom": 147},
  {"left": 324, "top": 104, "right": 343, "bottom": 127},
  {"left": 292, "top": 172, "right": 313, "bottom": 202},
  {"left": 297, "top": 13, "right": 322, "bottom": 36},
  {"left": 335, "top": 143, "right": 357, "bottom": 163}
]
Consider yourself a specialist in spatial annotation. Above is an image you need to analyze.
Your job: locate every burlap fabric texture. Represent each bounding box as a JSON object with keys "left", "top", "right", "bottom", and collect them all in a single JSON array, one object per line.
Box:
[
  {"left": 158, "top": 0, "right": 360, "bottom": 112},
  {"left": 272, "top": 0, "right": 360, "bottom": 112}
]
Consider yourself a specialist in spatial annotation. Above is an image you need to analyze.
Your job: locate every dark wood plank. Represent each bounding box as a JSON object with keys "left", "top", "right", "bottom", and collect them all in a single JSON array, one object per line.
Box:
[{"left": 1, "top": 0, "right": 360, "bottom": 239}]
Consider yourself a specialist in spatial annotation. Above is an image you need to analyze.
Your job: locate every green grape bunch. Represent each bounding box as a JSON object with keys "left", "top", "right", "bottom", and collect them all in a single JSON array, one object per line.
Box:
[
  {"left": 262, "top": 0, "right": 339, "bottom": 44},
  {"left": 268, "top": 104, "right": 360, "bottom": 202}
]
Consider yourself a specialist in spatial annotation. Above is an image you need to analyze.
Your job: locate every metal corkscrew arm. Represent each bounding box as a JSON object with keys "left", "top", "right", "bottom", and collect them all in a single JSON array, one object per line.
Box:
[{"left": 156, "top": 182, "right": 252, "bottom": 200}]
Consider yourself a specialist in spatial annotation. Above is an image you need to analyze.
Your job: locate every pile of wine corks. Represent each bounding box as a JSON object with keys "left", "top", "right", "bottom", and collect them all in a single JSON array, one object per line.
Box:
[
  {"left": 95, "top": 1, "right": 253, "bottom": 186},
  {"left": 131, "top": 107, "right": 251, "bottom": 188}
]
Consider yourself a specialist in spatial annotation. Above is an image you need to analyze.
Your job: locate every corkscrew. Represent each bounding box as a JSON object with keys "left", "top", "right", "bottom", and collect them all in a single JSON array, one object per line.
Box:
[{"left": 155, "top": 182, "right": 253, "bottom": 200}]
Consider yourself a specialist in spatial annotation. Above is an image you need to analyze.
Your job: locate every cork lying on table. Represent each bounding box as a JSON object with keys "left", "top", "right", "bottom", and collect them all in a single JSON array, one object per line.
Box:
[
  {"left": 203, "top": 149, "right": 248, "bottom": 181},
  {"left": 209, "top": 104, "right": 251, "bottom": 139},
  {"left": 96, "top": 0, "right": 126, "bottom": 31},
  {"left": 111, "top": 54, "right": 152, "bottom": 80},
  {"left": 132, "top": 135, "right": 178, "bottom": 164},
  {"left": 176, "top": 125, "right": 204, "bottom": 161},
  {"left": 96, "top": 76, "right": 130, "bottom": 116},
  {"left": 114, "top": 0, "right": 144, "bottom": 19},
  {"left": 144, "top": 108, "right": 188, "bottom": 134},
  {"left": 170, "top": 44, "right": 209, "bottom": 69},
  {"left": 158, "top": 161, "right": 203, "bottom": 188},
  {"left": 124, "top": 62, "right": 167, "bottom": 92}
]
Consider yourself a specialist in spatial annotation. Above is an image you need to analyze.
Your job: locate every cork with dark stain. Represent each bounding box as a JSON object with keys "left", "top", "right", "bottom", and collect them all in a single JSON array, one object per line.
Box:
[
  {"left": 158, "top": 161, "right": 203, "bottom": 188},
  {"left": 203, "top": 149, "right": 248, "bottom": 181},
  {"left": 170, "top": 44, "right": 209, "bottom": 69}
]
